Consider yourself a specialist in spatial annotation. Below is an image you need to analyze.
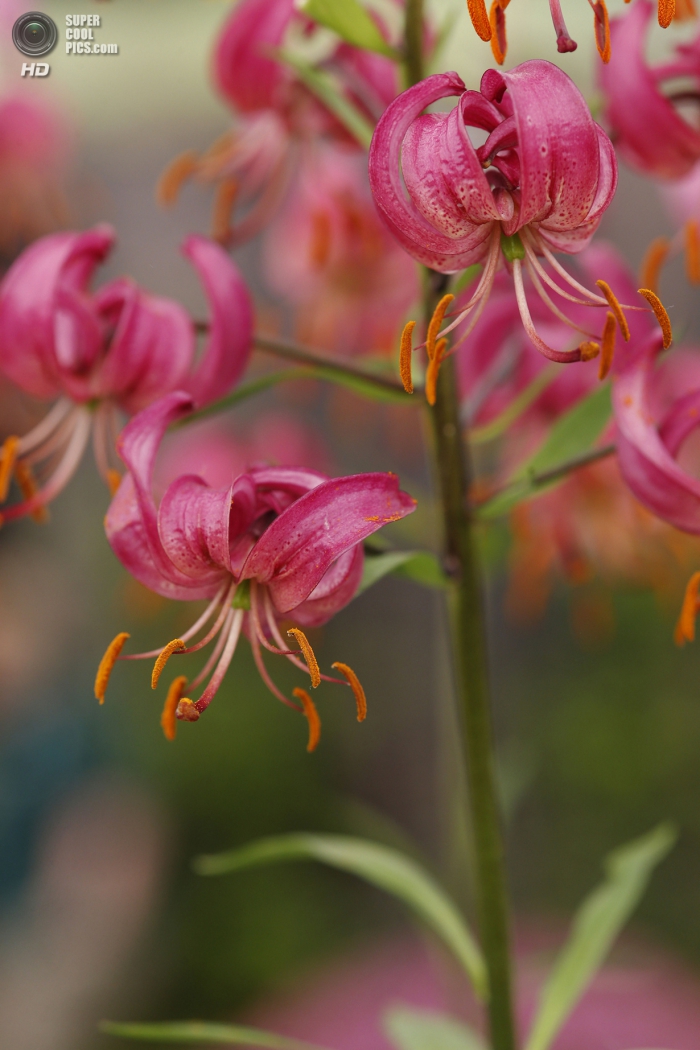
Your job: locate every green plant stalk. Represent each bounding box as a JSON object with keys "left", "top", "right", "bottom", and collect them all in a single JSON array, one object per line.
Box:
[
  {"left": 426, "top": 273, "right": 517, "bottom": 1050},
  {"left": 404, "top": 0, "right": 424, "bottom": 84}
]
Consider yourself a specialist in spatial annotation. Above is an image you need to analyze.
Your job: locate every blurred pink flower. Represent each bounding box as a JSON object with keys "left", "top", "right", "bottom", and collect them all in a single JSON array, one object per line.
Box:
[
  {"left": 0, "top": 227, "right": 253, "bottom": 522},
  {"left": 99, "top": 392, "right": 416, "bottom": 742},
  {"left": 369, "top": 63, "right": 620, "bottom": 363},
  {"left": 263, "top": 146, "right": 418, "bottom": 356}
]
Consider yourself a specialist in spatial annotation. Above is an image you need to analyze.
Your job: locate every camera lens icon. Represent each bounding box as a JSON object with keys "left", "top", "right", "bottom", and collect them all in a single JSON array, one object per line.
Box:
[{"left": 12, "top": 12, "right": 57, "bottom": 57}]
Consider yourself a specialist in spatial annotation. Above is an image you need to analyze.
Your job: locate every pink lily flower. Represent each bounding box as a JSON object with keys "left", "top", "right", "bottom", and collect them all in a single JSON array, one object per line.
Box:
[
  {"left": 159, "top": 0, "right": 399, "bottom": 246},
  {"left": 0, "top": 225, "right": 253, "bottom": 523},
  {"left": 369, "top": 62, "right": 626, "bottom": 366},
  {"left": 96, "top": 392, "right": 416, "bottom": 746},
  {"left": 600, "top": 0, "right": 700, "bottom": 181},
  {"left": 263, "top": 145, "right": 419, "bottom": 356}
]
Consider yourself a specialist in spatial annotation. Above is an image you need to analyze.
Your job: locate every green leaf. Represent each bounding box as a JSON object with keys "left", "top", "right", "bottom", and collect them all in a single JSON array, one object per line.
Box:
[
  {"left": 450, "top": 265, "right": 481, "bottom": 298},
  {"left": 297, "top": 0, "right": 397, "bottom": 57},
  {"left": 310, "top": 364, "right": 412, "bottom": 403},
  {"left": 276, "top": 49, "right": 374, "bottom": 149},
  {"left": 524, "top": 824, "right": 677, "bottom": 1050},
  {"left": 470, "top": 364, "right": 559, "bottom": 445},
  {"left": 478, "top": 384, "right": 612, "bottom": 519},
  {"left": 100, "top": 1020, "right": 330, "bottom": 1048},
  {"left": 384, "top": 1007, "right": 486, "bottom": 1050},
  {"left": 359, "top": 551, "right": 448, "bottom": 594},
  {"left": 194, "top": 834, "right": 487, "bottom": 999}
]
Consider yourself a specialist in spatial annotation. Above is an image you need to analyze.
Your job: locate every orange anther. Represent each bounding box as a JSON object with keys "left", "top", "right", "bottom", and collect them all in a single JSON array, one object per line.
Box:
[
  {"left": 331, "top": 661, "right": 367, "bottom": 722},
  {"left": 658, "top": 0, "right": 675, "bottom": 26},
  {"left": 674, "top": 571, "right": 700, "bottom": 645},
  {"left": 0, "top": 435, "right": 19, "bottom": 502},
  {"left": 425, "top": 337, "right": 447, "bottom": 407},
  {"left": 426, "top": 294, "right": 454, "bottom": 360},
  {"left": 161, "top": 675, "right": 188, "bottom": 741},
  {"left": 489, "top": 0, "right": 509, "bottom": 64},
  {"left": 151, "top": 639, "right": 186, "bottom": 690},
  {"left": 287, "top": 628, "right": 321, "bottom": 688},
  {"left": 598, "top": 311, "right": 616, "bottom": 381},
  {"left": 156, "top": 150, "right": 199, "bottom": 207},
  {"left": 579, "top": 341, "right": 601, "bottom": 362},
  {"left": 106, "top": 469, "right": 122, "bottom": 497},
  {"left": 467, "top": 0, "right": 493, "bottom": 39},
  {"left": 685, "top": 221, "right": 700, "bottom": 284},
  {"left": 400, "top": 320, "right": 416, "bottom": 394},
  {"left": 211, "top": 177, "right": 238, "bottom": 245},
  {"left": 176, "top": 697, "right": 200, "bottom": 722},
  {"left": 592, "top": 0, "right": 611, "bottom": 62},
  {"left": 640, "top": 237, "right": 670, "bottom": 294},
  {"left": 596, "top": 280, "right": 630, "bottom": 341},
  {"left": 94, "top": 631, "right": 130, "bottom": 703},
  {"left": 294, "top": 687, "right": 321, "bottom": 752},
  {"left": 14, "top": 460, "right": 48, "bottom": 523},
  {"left": 309, "top": 211, "right": 332, "bottom": 269},
  {"left": 638, "top": 287, "right": 672, "bottom": 349}
]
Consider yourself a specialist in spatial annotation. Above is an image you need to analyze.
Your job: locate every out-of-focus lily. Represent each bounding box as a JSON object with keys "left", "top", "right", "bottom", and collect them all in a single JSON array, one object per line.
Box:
[
  {"left": 158, "top": 0, "right": 399, "bottom": 246},
  {"left": 0, "top": 226, "right": 253, "bottom": 523},
  {"left": 600, "top": 0, "right": 700, "bottom": 181},
  {"left": 96, "top": 392, "right": 416, "bottom": 747},
  {"left": 263, "top": 145, "right": 419, "bottom": 356}
]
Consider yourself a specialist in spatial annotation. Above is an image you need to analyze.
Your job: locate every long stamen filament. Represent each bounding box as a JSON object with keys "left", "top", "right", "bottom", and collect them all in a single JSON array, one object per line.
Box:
[
  {"left": 525, "top": 260, "right": 599, "bottom": 337},
  {"left": 512, "top": 260, "right": 582, "bottom": 363},
  {"left": 119, "top": 581, "right": 231, "bottom": 661},
  {"left": 3, "top": 410, "right": 92, "bottom": 524},
  {"left": 188, "top": 608, "right": 235, "bottom": 691},
  {"left": 249, "top": 623, "right": 303, "bottom": 711},
  {"left": 189, "top": 608, "right": 244, "bottom": 715}
]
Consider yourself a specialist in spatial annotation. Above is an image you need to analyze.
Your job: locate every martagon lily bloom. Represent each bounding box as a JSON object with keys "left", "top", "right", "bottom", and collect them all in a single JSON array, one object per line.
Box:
[
  {"left": 368, "top": 62, "right": 672, "bottom": 398},
  {"left": 158, "top": 0, "right": 399, "bottom": 245},
  {"left": 0, "top": 225, "right": 253, "bottom": 524},
  {"left": 95, "top": 392, "right": 417, "bottom": 749}
]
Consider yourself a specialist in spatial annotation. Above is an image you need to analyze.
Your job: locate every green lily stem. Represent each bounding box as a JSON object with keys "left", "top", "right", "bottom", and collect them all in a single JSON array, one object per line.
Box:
[
  {"left": 404, "top": 0, "right": 425, "bottom": 85},
  {"left": 426, "top": 273, "right": 517, "bottom": 1050}
]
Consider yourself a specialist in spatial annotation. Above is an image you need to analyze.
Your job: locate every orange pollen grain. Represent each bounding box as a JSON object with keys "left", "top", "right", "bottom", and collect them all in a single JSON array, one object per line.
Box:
[
  {"left": 658, "top": 0, "right": 675, "bottom": 26},
  {"left": 151, "top": 638, "right": 186, "bottom": 690},
  {"left": 161, "top": 675, "right": 188, "bottom": 741},
  {"left": 94, "top": 631, "right": 130, "bottom": 703},
  {"left": 156, "top": 150, "right": 199, "bottom": 207},
  {"left": 685, "top": 221, "right": 700, "bottom": 284},
  {"left": 638, "top": 287, "right": 672, "bottom": 348},
  {"left": 593, "top": 0, "right": 611, "bottom": 62},
  {"left": 331, "top": 661, "right": 367, "bottom": 722},
  {"left": 595, "top": 280, "right": 630, "bottom": 341},
  {"left": 14, "top": 460, "right": 48, "bottom": 523},
  {"left": 0, "top": 435, "right": 19, "bottom": 502},
  {"left": 426, "top": 294, "right": 454, "bottom": 360},
  {"left": 287, "top": 628, "right": 321, "bottom": 688},
  {"left": 106, "top": 469, "right": 122, "bottom": 497},
  {"left": 294, "top": 687, "right": 321, "bottom": 752},
  {"left": 640, "top": 237, "right": 670, "bottom": 294},
  {"left": 400, "top": 320, "right": 416, "bottom": 394},
  {"left": 579, "top": 341, "right": 600, "bottom": 362},
  {"left": 598, "top": 312, "right": 616, "bottom": 381},
  {"left": 467, "top": 0, "right": 493, "bottom": 39},
  {"left": 674, "top": 570, "right": 700, "bottom": 645},
  {"left": 211, "top": 177, "right": 238, "bottom": 245},
  {"left": 489, "top": 0, "right": 509, "bottom": 64},
  {"left": 425, "top": 337, "right": 447, "bottom": 407}
]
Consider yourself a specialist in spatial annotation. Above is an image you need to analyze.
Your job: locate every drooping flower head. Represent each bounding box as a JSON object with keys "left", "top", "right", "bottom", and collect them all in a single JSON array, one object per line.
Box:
[
  {"left": 369, "top": 62, "right": 650, "bottom": 380},
  {"left": 158, "top": 0, "right": 400, "bottom": 246},
  {"left": 263, "top": 145, "right": 419, "bottom": 356},
  {"left": 0, "top": 226, "right": 253, "bottom": 523},
  {"left": 96, "top": 393, "right": 416, "bottom": 748}
]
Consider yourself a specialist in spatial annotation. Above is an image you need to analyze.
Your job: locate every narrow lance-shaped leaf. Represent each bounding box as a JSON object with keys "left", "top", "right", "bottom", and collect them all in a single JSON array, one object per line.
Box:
[
  {"left": 297, "top": 0, "right": 398, "bottom": 57},
  {"left": 100, "top": 1020, "right": 330, "bottom": 1048},
  {"left": 194, "top": 833, "right": 487, "bottom": 999},
  {"left": 524, "top": 824, "right": 677, "bottom": 1050},
  {"left": 359, "top": 550, "right": 448, "bottom": 594},
  {"left": 384, "top": 1007, "right": 486, "bottom": 1050}
]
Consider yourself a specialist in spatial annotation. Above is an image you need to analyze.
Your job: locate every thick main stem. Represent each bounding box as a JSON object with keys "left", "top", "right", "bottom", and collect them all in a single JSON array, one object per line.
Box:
[{"left": 426, "top": 276, "right": 517, "bottom": 1050}]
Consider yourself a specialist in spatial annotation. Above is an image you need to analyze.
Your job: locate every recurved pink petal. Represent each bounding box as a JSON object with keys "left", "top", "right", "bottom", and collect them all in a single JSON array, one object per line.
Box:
[
  {"left": 158, "top": 474, "right": 235, "bottom": 580},
  {"left": 242, "top": 473, "right": 416, "bottom": 613},
  {"left": 291, "top": 545, "right": 365, "bottom": 627},
  {"left": 213, "top": 0, "right": 293, "bottom": 113}
]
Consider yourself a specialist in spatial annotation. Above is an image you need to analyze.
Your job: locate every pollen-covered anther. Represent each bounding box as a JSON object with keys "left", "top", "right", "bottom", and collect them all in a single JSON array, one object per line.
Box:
[
  {"left": 400, "top": 320, "right": 416, "bottom": 394},
  {"left": 156, "top": 150, "right": 199, "bottom": 207},
  {"left": 489, "top": 0, "right": 509, "bottom": 64},
  {"left": 598, "top": 312, "right": 616, "bottom": 381},
  {"left": 425, "top": 338, "right": 447, "bottom": 407},
  {"left": 211, "top": 177, "right": 238, "bottom": 245},
  {"left": 467, "top": 0, "right": 493, "bottom": 41},
  {"left": 287, "top": 628, "right": 321, "bottom": 688},
  {"left": 161, "top": 675, "right": 188, "bottom": 741},
  {"left": 638, "top": 287, "right": 672, "bottom": 349},
  {"left": 331, "top": 661, "right": 367, "bottom": 722},
  {"left": 592, "top": 0, "right": 611, "bottom": 62},
  {"left": 658, "top": 0, "right": 675, "bottom": 26},
  {"left": 640, "top": 238, "right": 670, "bottom": 294},
  {"left": 176, "top": 697, "right": 201, "bottom": 722},
  {"left": 674, "top": 570, "right": 700, "bottom": 645},
  {"left": 595, "top": 280, "right": 630, "bottom": 341},
  {"left": 685, "top": 221, "right": 700, "bottom": 284},
  {"left": 293, "top": 687, "right": 321, "bottom": 752},
  {"left": 94, "top": 631, "right": 130, "bottom": 703},
  {"left": 0, "top": 435, "right": 19, "bottom": 503},
  {"left": 151, "top": 638, "right": 186, "bottom": 689},
  {"left": 579, "top": 341, "right": 600, "bottom": 362},
  {"left": 426, "top": 294, "right": 454, "bottom": 360},
  {"left": 106, "top": 469, "right": 122, "bottom": 497},
  {"left": 14, "top": 460, "right": 48, "bottom": 523}
]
